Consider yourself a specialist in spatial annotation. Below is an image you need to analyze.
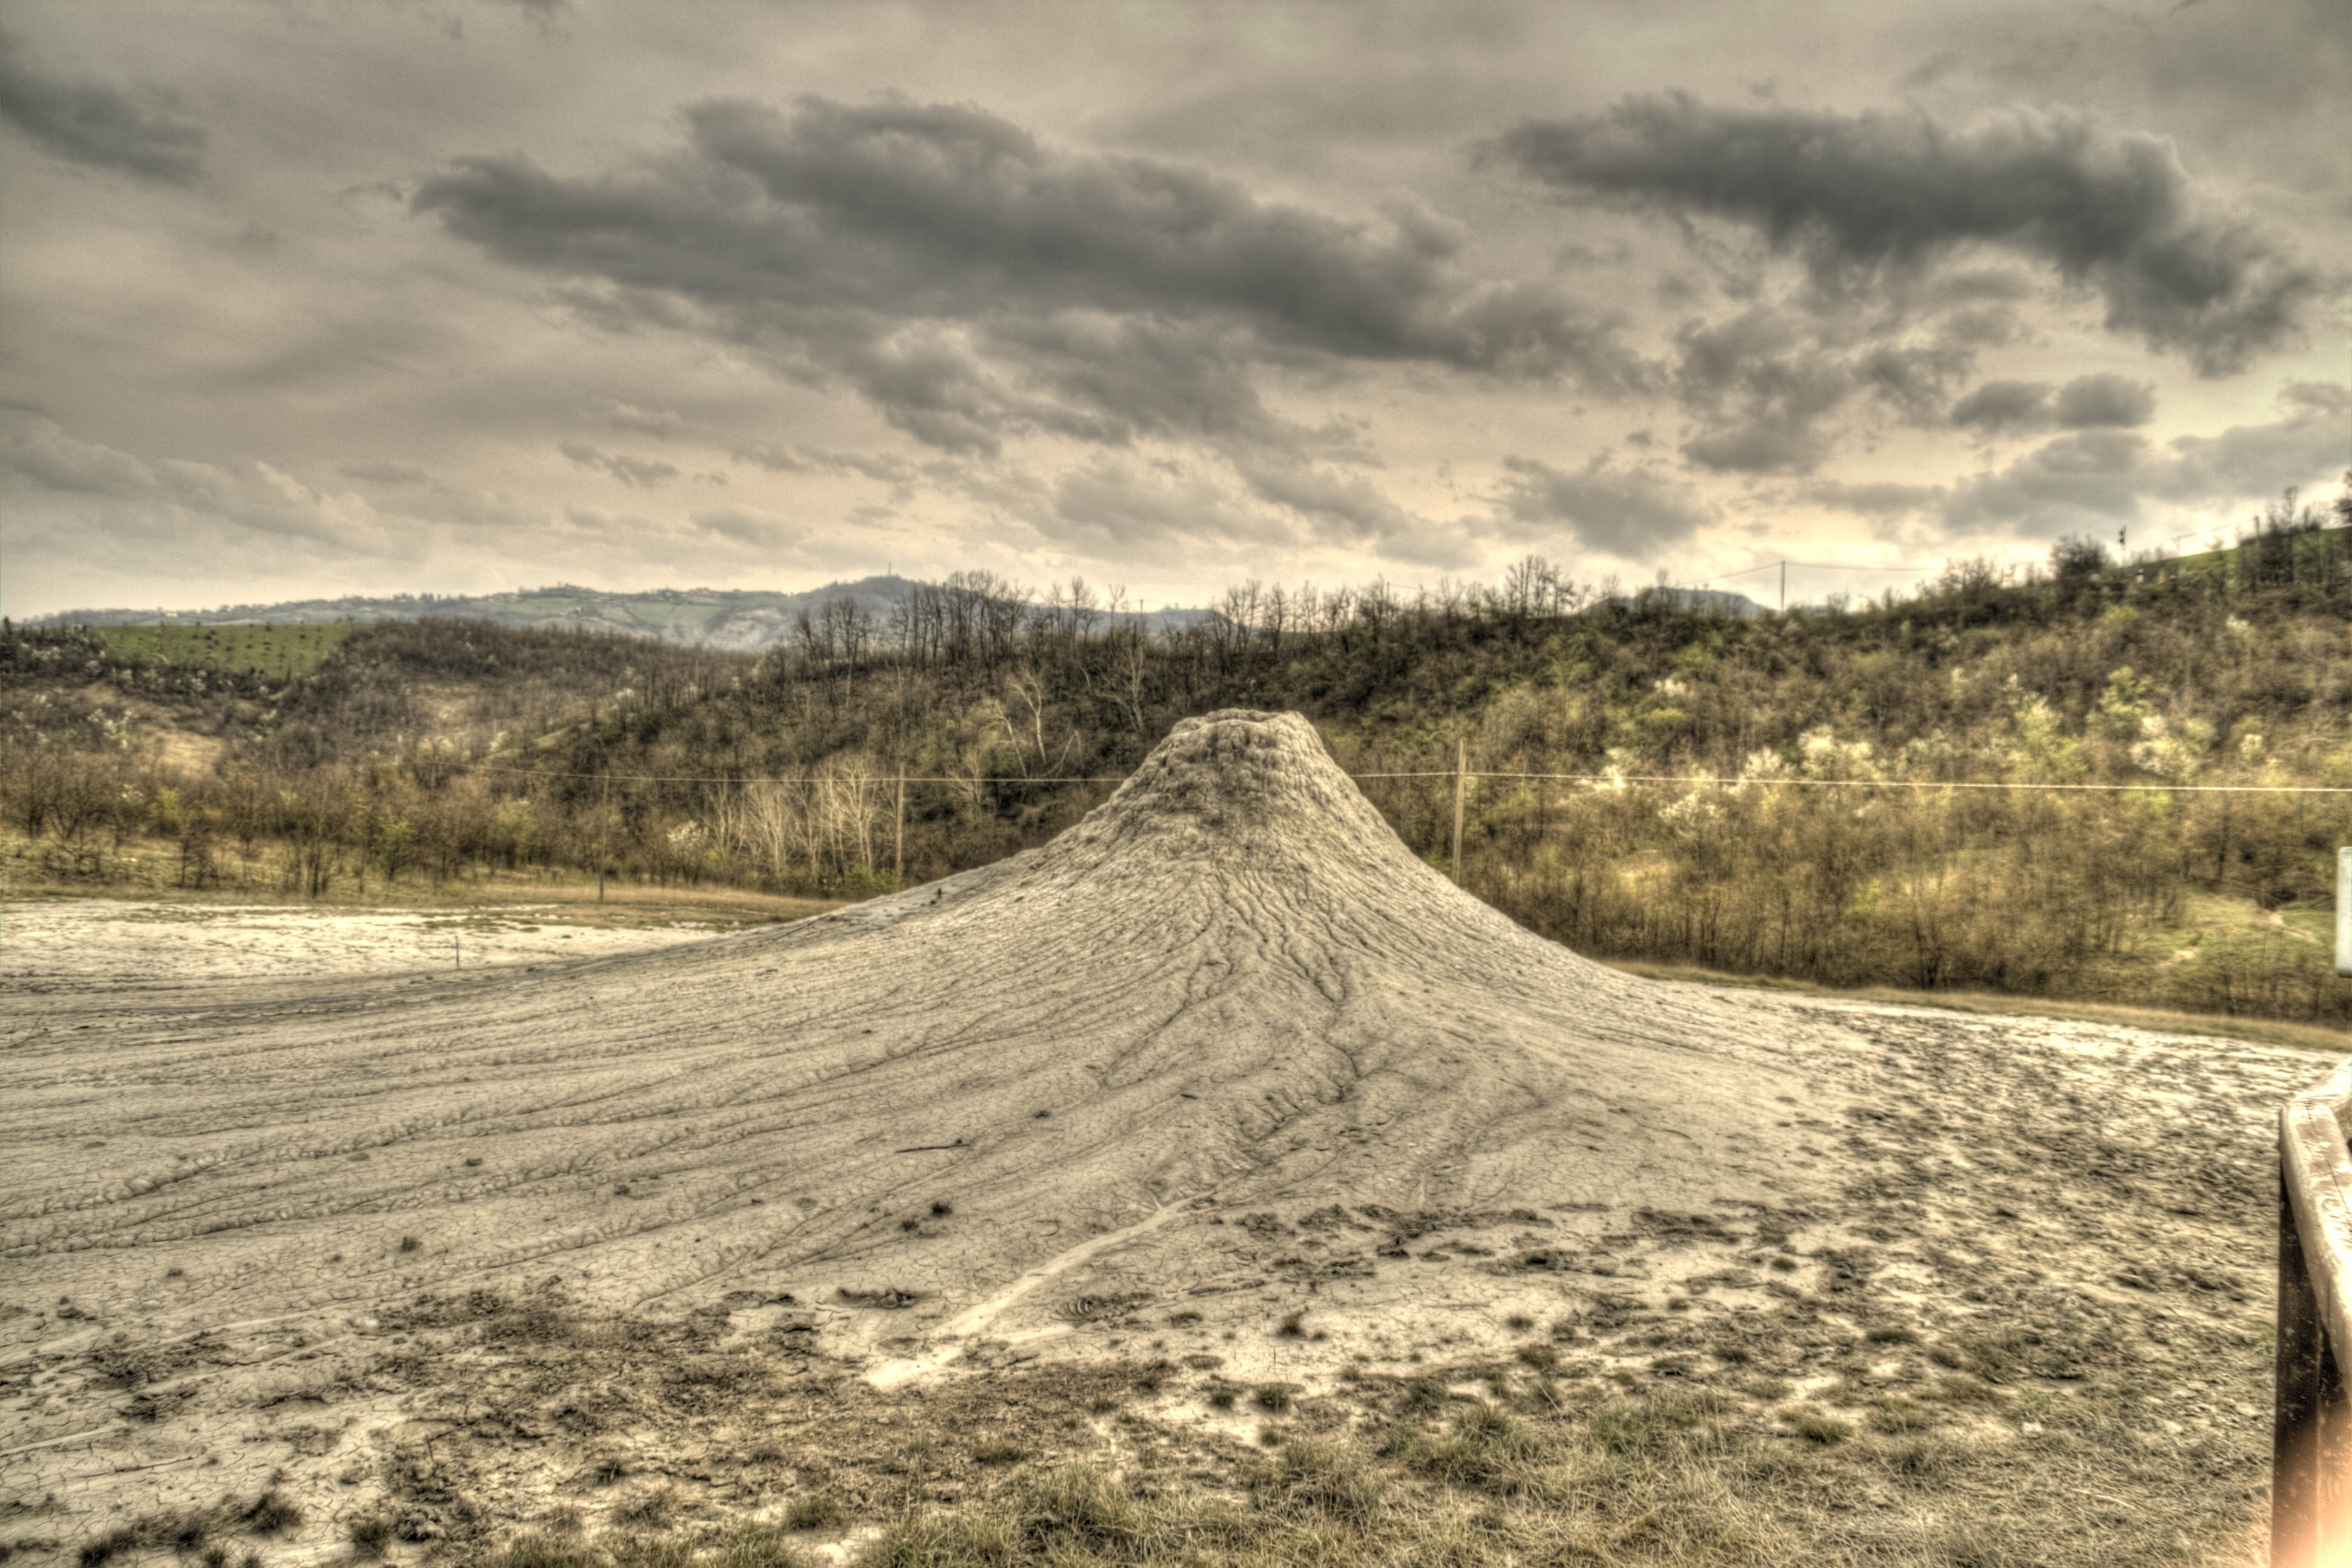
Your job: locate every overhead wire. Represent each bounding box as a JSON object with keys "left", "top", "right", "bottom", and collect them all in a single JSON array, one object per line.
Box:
[{"left": 473, "top": 765, "right": 2350, "bottom": 794}]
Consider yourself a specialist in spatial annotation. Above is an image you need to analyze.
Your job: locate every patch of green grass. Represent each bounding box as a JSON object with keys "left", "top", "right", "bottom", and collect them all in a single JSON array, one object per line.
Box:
[
  {"left": 90, "top": 621, "right": 358, "bottom": 675},
  {"left": 347, "top": 1516, "right": 395, "bottom": 1556}
]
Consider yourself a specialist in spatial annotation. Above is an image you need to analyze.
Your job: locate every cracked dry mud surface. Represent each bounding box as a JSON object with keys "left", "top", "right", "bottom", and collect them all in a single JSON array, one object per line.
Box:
[{"left": 0, "top": 711, "right": 2331, "bottom": 1564}]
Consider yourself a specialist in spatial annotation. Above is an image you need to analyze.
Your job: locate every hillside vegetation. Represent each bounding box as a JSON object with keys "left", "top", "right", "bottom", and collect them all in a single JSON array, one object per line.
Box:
[{"left": 5, "top": 509, "right": 2348, "bottom": 1024}]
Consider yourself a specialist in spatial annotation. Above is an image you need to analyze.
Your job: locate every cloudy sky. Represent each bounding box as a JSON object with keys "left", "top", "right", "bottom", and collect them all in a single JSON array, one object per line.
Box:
[{"left": 2, "top": 0, "right": 2345, "bottom": 617}]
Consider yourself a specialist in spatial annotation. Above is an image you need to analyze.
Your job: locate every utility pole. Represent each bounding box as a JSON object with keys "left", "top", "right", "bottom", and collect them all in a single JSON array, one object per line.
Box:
[
  {"left": 894, "top": 771, "right": 907, "bottom": 884},
  {"left": 1779, "top": 560, "right": 1787, "bottom": 614},
  {"left": 1450, "top": 736, "right": 1467, "bottom": 886}
]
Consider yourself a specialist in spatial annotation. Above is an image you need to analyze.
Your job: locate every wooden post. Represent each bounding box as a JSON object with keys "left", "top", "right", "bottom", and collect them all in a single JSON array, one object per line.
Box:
[
  {"left": 2276, "top": 1061, "right": 2352, "bottom": 1566},
  {"left": 895, "top": 772, "right": 906, "bottom": 884},
  {"left": 1451, "top": 736, "right": 1466, "bottom": 886},
  {"left": 2334, "top": 846, "right": 2348, "bottom": 978},
  {"left": 2278, "top": 1166, "right": 2324, "bottom": 1568}
]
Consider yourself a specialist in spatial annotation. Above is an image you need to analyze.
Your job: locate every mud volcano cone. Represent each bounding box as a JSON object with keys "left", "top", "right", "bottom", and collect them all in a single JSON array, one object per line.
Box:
[{"left": 2, "top": 710, "right": 1843, "bottom": 1359}]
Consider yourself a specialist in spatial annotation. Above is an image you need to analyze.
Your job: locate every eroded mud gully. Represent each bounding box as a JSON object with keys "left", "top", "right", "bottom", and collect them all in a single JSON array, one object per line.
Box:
[{"left": 0, "top": 712, "right": 2321, "bottom": 1563}]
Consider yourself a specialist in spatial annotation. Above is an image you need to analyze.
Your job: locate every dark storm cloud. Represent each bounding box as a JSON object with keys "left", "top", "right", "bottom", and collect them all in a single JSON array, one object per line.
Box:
[
  {"left": 412, "top": 95, "right": 1647, "bottom": 455},
  {"left": 1491, "top": 456, "right": 1713, "bottom": 558},
  {"left": 1949, "top": 379, "right": 2053, "bottom": 435},
  {"left": 558, "top": 440, "right": 680, "bottom": 487},
  {"left": 1492, "top": 94, "right": 2322, "bottom": 375},
  {"left": 1942, "top": 381, "right": 2348, "bottom": 536},
  {"left": 1950, "top": 372, "right": 2158, "bottom": 435},
  {"left": 0, "top": 28, "right": 203, "bottom": 186},
  {"left": 2053, "top": 373, "right": 2157, "bottom": 429},
  {"left": 1668, "top": 307, "right": 1980, "bottom": 474}
]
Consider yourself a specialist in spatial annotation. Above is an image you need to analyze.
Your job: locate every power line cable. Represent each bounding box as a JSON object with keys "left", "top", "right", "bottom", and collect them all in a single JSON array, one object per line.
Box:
[{"left": 474, "top": 765, "right": 2350, "bottom": 794}]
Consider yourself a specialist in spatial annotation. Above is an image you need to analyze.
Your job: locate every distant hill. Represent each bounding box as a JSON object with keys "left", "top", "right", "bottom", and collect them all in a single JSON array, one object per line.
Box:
[{"left": 24, "top": 577, "right": 1204, "bottom": 650}]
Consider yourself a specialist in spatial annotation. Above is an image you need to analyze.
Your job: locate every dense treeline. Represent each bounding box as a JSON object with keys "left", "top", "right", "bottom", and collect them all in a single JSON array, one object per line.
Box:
[{"left": 4, "top": 498, "right": 2347, "bottom": 1022}]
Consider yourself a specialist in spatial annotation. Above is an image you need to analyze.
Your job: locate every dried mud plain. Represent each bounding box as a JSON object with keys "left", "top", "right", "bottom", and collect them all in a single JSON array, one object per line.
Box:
[{"left": 1, "top": 714, "right": 2336, "bottom": 1568}]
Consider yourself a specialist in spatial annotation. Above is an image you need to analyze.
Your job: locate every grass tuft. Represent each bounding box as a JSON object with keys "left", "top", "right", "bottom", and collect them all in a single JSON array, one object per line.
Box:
[
  {"left": 242, "top": 1491, "right": 303, "bottom": 1535},
  {"left": 613, "top": 1489, "right": 675, "bottom": 1529},
  {"left": 782, "top": 1494, "right": 846, "bottom": 1532},
  {"left": 1783, "top": 1412, "right": 1853, "bottom": 1445},
  {"left": 1259, "top": 1438, "right": 1384, "bottom": 1525}
]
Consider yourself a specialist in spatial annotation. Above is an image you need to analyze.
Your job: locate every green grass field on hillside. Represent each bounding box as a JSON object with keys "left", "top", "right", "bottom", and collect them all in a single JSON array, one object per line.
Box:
[{"left": 92, "top": 621, "right": 360, "bottom": 675}]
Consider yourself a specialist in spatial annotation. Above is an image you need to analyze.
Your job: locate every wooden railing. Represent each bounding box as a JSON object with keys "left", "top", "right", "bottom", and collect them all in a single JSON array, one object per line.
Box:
[{"left": 2276, "top": 1055, "right": 2352, "bottom": 1564}]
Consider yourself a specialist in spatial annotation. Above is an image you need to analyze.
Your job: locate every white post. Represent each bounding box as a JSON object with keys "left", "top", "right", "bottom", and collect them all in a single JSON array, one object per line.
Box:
[
  {"left": 2336, "top": 846, "right": 2350, "bottom": 978},
  {"left": 1451, "top": 736, "right": 1467, "bottom": 886}
]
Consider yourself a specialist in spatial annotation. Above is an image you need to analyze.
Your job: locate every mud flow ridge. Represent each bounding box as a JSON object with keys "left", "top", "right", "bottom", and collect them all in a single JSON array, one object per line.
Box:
[
  {"left": 0, "top": 709, "right": 1919, "bottom": 1552},
  {"left": 1, "top": 708, "right": 1849, "bottom": 1349}
]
